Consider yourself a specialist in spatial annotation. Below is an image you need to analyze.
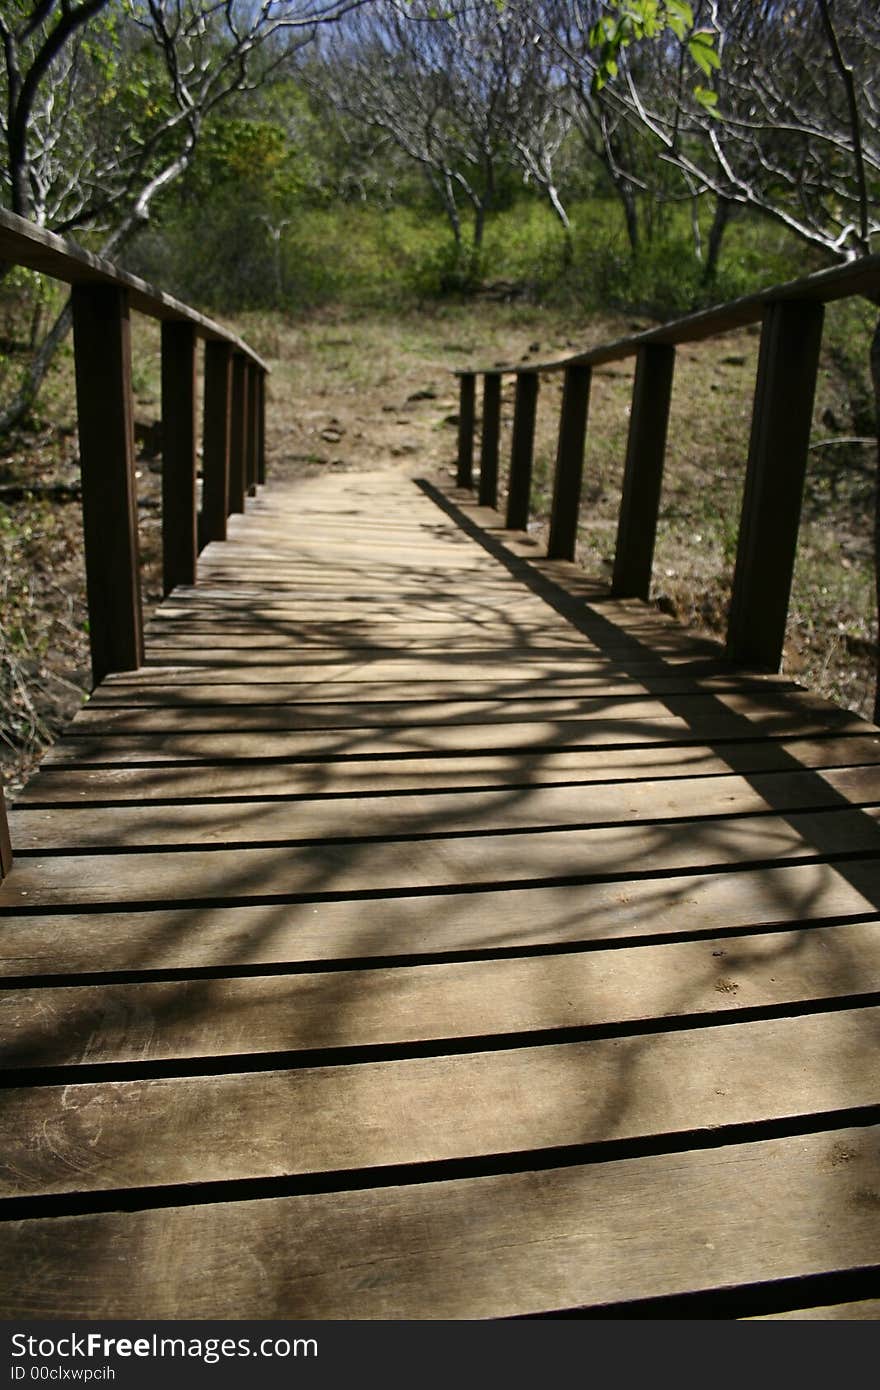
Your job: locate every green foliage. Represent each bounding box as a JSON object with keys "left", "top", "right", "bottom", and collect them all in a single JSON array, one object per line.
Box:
[
  {"left": 589, "top": 1, "right": 720, "bottom": 110},
  {"left": 132, "top": 181, "right": 812, "bottom": 321}
]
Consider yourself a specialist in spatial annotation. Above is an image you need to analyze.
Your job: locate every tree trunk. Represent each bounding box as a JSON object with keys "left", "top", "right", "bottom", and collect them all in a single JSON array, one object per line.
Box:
[
  {"left": 706, "top": 197, "right": 732, "bottom": 281},
  {"left": 619, "top": 181, "right": 639, "bottom": 252},
  {"left": 0, "top": 298, "right": 73, "bottom": 434}
]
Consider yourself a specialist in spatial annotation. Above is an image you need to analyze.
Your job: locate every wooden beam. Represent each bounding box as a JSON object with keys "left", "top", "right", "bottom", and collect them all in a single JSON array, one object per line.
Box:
[
  {"left": 0, "top": 788, "right": 11, "bottom": 880},
  {"left": 229, "top": 354, "right": 248, "bottom": 515},
  {"left": 246, "top": 362, "right": 259, "bottom": 497},
  {"left": 727, "top": 300, "right": 825, "bottom": 670},
  {"left": 612, "top": 344, "right": 676, "bottom": 599},
  {"left": 505, "top": 372, "right": 539, "bottom": 532},
  {"left": 456, "top": 373, "right": 475, "bottom": 488},
  {"left": 0, "top": 207, "right": 269, "bottom": 369},
  {"left": 161, "top": 320, "right": 198, "bottom": 596},
  {"left": 256, "top": 371, "right": 267, "bottom": 486},
  {"left": 478, "top": 371, "right": 502, "bottom": 509},
  {"left": 201, "top": 340, "right": 232, "bottom": 547},
  {"left": 547, "top": 363, "right": 591, "bottom": 561},
  {"left": 71, "top": 284, "right": 144, "bottom": 686}
]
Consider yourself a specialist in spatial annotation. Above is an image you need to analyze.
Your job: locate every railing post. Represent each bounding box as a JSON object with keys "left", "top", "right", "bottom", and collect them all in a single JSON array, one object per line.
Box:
[
  {"left": 726, "top": 300, "right": 825, "bottom": 670},
  {"left": 229, "top": 353, "right": 248, "bottom": 515},
  {"left": 456, "top": 373, "right": 476, "bottom": 488},
  {"left": 246, "top": 362, "right": 259, "bottom": 497},
  {"left": 478, "top": 371, "right": 502, "bottom": 509},
  {"left": 161, "top": 320, "right": 198, "bottom": 595},
  {"left": 71, "top": 283, "right": 144, "bottom": 686},
  {"left": 201, "top": 340, "right": 233, "bottom": 547},
  {"left": 547, "top": 363, "right": 592, "bottom": 561},
  {"left": 0, "top": 788, "right": 12, "bottom": 880},
  {"left": 506, "top": 370, "right": 540, "bottom": 531},
  {"left": 612, "top": 343, "right": 676, "bottom": 598},
  {"left": 257, "top": 370, "right": 267, "bottom": 486}
]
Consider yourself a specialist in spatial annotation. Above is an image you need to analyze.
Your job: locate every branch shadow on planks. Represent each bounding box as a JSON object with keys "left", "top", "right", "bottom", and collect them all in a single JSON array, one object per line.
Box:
[{"left": 0, "top": 468, "right": 880, "bottom": 1315}]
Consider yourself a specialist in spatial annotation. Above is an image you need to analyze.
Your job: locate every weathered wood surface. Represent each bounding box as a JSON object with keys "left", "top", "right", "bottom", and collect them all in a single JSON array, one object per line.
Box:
[{"left": 2, "top": 467, "right": 880, "bottom": 1319}]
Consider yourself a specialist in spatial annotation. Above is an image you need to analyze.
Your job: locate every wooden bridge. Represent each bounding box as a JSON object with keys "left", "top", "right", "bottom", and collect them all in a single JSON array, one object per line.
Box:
[{"left": 1, "top": 210, "right": 880, "bottom": 1319}]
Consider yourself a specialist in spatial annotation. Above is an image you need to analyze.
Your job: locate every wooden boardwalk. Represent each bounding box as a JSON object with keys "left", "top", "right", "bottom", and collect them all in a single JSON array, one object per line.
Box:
[{"left": 2, "top": 466, "right": 880, "bottom": 1318}]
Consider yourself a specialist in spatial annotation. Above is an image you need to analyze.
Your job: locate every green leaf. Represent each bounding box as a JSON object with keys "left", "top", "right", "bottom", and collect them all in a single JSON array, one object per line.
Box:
[
  {"left": 693, "top": 85, "right": 719, "bottom": 110},
  {"left": 666, "top": 0, "right": 694, "bottom": 26},
  {"left": 688, "top": 30, "right": 721, "bottom": 75}
]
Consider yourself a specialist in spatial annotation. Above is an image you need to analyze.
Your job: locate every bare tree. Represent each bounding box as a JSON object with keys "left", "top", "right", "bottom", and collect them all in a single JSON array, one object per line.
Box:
[
  {"left": 311, "top": 1, "right": 577, "bottom": 256},
  {"left": 540, "top": 0, "right": 880, "bottom": 708},
  {"left": 0, "top": 0, "right": 375, "bottom": 427}
]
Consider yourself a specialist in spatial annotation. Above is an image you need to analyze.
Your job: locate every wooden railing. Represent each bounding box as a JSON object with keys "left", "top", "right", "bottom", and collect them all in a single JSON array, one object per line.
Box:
[
  {"left": 456, "top": 252, "right": 880, "bottom": 675},
  {"left": 0, "top": 208, "right": 270, "bottom": 877}
]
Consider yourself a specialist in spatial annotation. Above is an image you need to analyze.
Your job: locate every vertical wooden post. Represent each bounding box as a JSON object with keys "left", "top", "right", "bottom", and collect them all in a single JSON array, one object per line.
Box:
[
  {"left": 612, "top": 343, "right": 676, "bottom": 598},
  {"left": 456, "top": 373, "right": 476, "bottom": 488},
  {"left": 161, "top": 320, "right": 198, "bottom": 596},
  {"left": 0, "top": 788, "right": 12, "bottom": 880},
  {"left": 71, "top": 283, "right": 144, "bottom": 686},
  {"left": 229, "top": 353, "right": 248, "bottom": 515},
  {"left": 257, "top": 370, "right": 267, "bottom": 486},
  {"left": 479, "top": 371, "right": 502, "bottom": 509},
  {"left": 547, "top": 363, "right": 592, "bottom": 561},
  {"left": 201, "top": 340, "right": 233, "bottom": 547},
  {"left": 246, "top": 362, "right": 259, "bottom": 497},
  {"left": 506, "top": 371, "right": 540, "bottom": 531},
  {"left": 727, "top": 300, "right": 825, "bottom": 670}
]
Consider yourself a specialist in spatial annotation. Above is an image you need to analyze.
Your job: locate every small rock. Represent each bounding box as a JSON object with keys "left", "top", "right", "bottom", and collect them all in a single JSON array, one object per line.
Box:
[{"left": 407, "top": 388, "right": 438, "bottom": 402}]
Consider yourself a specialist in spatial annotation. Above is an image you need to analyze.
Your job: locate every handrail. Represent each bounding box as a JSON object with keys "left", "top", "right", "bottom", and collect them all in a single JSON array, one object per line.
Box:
[
  {"left": 0, "top": 210, "right": 272, "bottom": 879},
  {"left": 0, "top": 208, "right": 268, "bottom": 369},
  {"left": 455, "top": 252, "right": 880, "bottom": 375},
  {"left": 454, "top": 252, "right": 880, "bottom": 718}
]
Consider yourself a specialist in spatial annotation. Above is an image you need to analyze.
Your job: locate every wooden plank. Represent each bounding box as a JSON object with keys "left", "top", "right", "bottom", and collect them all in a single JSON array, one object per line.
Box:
[
  {"left": 43, "top": 707, "right": 873, "bottom": 765},
  {"left": 65, "top": 688, "right": 867, "bottom": 735},
  {"left": 727, "top": 301, "right": 825, "bottom": 669},
  {"left": 161, "top": 320, "right": 198, "bottom": 595},
  {"left": 0, "top": 865, "right": 878, "bottom": 978},
  {"left": 3, "top": 1006, "right": 880, "bottom": 1200},
  {"left": 138, "top": 629, "right": 605, "bottom": 651},
  {"left": 7, "top": 822, "right": 859, "bottom": 906},
  {"left": 18, "top": 736, "right": 880, "bottom": 806},
  {"left": 6, "top": 805, "right": 880, "bottom": 909},
  {"left": 86, "top": 673, "right": 793, "bottom": 706},
  {"left": 13, "top": 765, "right": 880, "bottom": 852},
  {"left": 71, "top": 284, "right": 144, "bottom": 685},
  {"left": 3, "top": 1124, "right": 880, "bottom": 1317},
  {"left": 612, "top": 344, "right": 675, "bottom": 599},
  {"left": 3, "top": 921, "right": 880, "bottom": 1070},
  {"left": 547, "top": 364, "right": 591, "bottom": 561}
]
